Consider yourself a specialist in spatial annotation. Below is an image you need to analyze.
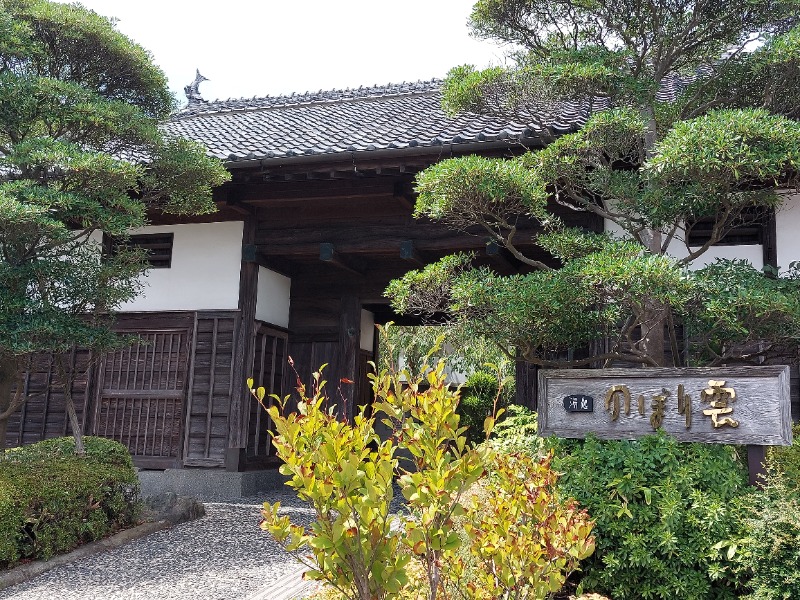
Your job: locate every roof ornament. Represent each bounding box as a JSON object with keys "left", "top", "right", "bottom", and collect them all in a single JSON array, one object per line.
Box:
[{"left": 184, "top": 69, "right": 209, "bottom": 105}]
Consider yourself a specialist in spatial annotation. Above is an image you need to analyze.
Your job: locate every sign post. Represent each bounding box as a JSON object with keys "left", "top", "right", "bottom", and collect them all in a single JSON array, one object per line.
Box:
[{"left": 538, "top": 366, "right": 793, "bottom": 485}]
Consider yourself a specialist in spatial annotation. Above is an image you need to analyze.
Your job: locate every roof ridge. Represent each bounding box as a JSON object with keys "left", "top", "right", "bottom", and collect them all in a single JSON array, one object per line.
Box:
[{"left": 173, "top": 79, "right": 443, "bottom": 119}]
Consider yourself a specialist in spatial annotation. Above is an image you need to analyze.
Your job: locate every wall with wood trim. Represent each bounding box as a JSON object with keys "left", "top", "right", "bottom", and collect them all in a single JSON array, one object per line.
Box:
[
  {"left": 6, "top": 311, "right": 245, "bottom": 470},
  {"left": 120, "top": 222, "right": 244, "bottom": 313},
  {"left": 683, "top": 244, "right": 764, "bottom": 270},
  {"left": 605, "top": 219, "right": 767, "bottom": 269},
  {"left": 256, "top": 267, "right": 291, "bottom": 328}
]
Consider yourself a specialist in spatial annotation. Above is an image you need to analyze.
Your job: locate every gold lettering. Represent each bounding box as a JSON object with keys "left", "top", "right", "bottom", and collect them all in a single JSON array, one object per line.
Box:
[
  {"left": 650, "top": 389, "right": 669, "bottom": 430},
  {"left": 701, "top": 380, "right": 739, "bottom": 428},
  {"left": 605, "top": 385, "right": 631, "bottom": 421},
  {"left": 677, "top": 384, "right": 692, "bottom": 429}
]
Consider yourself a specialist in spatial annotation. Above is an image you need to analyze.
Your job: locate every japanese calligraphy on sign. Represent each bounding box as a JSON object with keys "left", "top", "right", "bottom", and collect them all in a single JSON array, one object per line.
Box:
[{"left": 538, "top": 366, "right": 792, "bottom": 446}]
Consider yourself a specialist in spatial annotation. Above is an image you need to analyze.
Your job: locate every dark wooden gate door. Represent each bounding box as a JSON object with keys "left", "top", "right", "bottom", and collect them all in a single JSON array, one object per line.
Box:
[
  {"left": 245, "top": 323, "right": 288, "bottom": 467},
  {"left": 92, "top": 329, "right": 190, "bottom": 468}
]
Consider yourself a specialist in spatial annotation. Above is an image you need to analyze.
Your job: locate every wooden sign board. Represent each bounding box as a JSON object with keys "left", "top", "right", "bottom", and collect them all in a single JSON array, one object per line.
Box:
[{"left": 538, "top": 366, "right": 792, "bottom": 446}]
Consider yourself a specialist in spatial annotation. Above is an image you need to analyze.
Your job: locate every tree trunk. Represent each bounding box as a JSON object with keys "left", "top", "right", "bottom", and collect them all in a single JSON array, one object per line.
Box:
[
  {"left": 640, "top": 301, "right": 668, "bottom": 367},
  {"left": 56, "top": 352, "right": 85, "bottom": 455},
  {"left": 427, "top": 554, "right": 440, "bottom": 600},
  {"left": 640, "top": 105, "right": 668, "bottom": 367},
  {"left": 0, "top": 354, "right": 22, "bottom": 456},
  {"left": 639, "top": 230, "right": 668, "bottom": 367},
  {"left": 63, "top": 376, "right": 85, "bottom": 455}
]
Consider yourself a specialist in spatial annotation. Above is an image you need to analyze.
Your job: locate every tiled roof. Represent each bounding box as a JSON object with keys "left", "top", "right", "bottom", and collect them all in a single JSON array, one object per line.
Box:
[{"left": 164, "top": 80, "right": 594, "bottom": 166}]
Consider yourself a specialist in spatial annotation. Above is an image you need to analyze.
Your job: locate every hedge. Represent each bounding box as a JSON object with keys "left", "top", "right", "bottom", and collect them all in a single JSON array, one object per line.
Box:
[{"left": 0, "top": 436, "right": 139, "bottom": 567}]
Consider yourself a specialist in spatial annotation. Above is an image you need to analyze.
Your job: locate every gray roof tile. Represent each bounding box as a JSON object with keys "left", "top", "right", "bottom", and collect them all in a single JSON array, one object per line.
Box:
[{"left": 164, "top": 80, "right": 591, "bottom": 165}]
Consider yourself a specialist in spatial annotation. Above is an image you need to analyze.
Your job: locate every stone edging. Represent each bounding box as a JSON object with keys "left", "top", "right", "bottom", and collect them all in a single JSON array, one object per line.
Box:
[{"left": 0, "top": 520, "right": 171, "bottom": 592}]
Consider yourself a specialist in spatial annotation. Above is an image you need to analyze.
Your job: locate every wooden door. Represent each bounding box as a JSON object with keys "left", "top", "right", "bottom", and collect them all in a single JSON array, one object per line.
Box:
[
  {"left": 92, "top": 329, "right": 190, "bottom": 468},
  {"left": 245, "top": 324, "right": 288, "bottom": 466}
]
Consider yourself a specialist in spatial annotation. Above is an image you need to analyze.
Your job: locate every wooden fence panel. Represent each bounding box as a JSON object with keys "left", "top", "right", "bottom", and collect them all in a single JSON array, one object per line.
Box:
[
  {"left": 92, "top": 330, "right": 190, "bottom": 467},
  {"left": 182, "top": 312, "right": 238, "bottom": 467},
  {"left": 7, "top": 349, "right": 94, "bottom": 449}
]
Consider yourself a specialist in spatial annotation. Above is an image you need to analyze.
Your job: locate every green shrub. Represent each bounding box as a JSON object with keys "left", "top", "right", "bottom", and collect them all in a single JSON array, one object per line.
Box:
[
  {"left": 719, "top": 440, "right": 800, "bottom": 600},
  {"left": 459, "top": 370, "right": 505, "bottom": 444},
  {"left": 735, "top": 476, "right": 800, "bottom": 600},
  {"left": 489, "top": 404, "right": 540, "bottom": 455},
  {"left": 5, "top": 435, "right": 134, "bottom": 468},
  {"left": 0, "top": 436, "right": 139, "bottom": 567},
  {"left": 766, "top": 423, "right": 800, "bottom": 492},
  {"left": 549, "top": 432, "right": 749, "bottom": 600},
  {"left": 255, "top": 356, "right": 595, "bottom": 600}
]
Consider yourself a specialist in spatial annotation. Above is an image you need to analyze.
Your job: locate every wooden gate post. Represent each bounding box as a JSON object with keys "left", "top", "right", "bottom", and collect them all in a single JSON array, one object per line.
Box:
[
  {"left": 338, "top": 295, "right": 360, "bottom": 422},
  {"left": 747, "top": 445, "right": 768, "bottom": 488},
  {"left": 229, "top": 217, "right": 259, "bottom": 471}
]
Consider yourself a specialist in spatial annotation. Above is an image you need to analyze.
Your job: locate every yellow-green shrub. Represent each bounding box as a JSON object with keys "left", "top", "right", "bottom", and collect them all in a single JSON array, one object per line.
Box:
[
  {"left": 254, "top": 342, "right": 595, "bottom": 600},
  {"left": 457, "top": 451, "right": 594, "bottom": 599},
  {"left": 254, "top": 371, "right": 409, "bottom": 600}
]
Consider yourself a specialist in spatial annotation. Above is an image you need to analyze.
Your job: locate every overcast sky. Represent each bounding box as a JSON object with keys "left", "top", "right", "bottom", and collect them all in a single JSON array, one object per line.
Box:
[{"left": 61, "top": 1, "right": 509, "bottom": 105}]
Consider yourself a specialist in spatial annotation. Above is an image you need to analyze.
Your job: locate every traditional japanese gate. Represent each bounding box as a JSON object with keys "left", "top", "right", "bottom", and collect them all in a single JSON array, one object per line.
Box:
[{"left": 92, "top": 329, "right": 191, "bottom": 468}]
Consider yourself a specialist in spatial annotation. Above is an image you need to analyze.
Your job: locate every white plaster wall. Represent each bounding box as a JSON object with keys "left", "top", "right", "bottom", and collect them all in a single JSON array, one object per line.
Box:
[
  {"left": 684, "top": 244, "right": 763, "bottom": 271},
  {"left": 119, "top": 221, "right": 244, "bottom": 312},
  {"left": 776, "top": 193, "right": 800, "bottom": 272},
  {"left": 360, "top": 310, "right": 375, "bottom": 352},
  {"left": 604, "top": 219, "right": 764, "bottom": 270},
  {"left": 256, "top": 267, "right": 291, "bottom": 328}
]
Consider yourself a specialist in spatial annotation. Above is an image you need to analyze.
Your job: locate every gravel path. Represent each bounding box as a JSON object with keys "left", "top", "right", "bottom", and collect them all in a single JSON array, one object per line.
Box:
[{"left": 0, "top": 491, "right": 316, "bottom": 600}]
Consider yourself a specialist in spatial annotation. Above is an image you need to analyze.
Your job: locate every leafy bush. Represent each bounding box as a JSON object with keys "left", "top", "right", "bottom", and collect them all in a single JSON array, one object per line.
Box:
[
  {"left": 766, "top": 423, "right": 800, "bottom": 492},
  {"left": 549, "top": 432, "right": 749, "bottom": 600},
  {"left": 0, "top": 436, "right": 139, "bottom": 567},
  {"left": 255, "top": 371, "right": 409, "bottom": 600},
  {"left": 455, "top": 451, "right": 595, "bottom": 599},
  {"left": 716, "top": 440, "right": 800, "bottom": 600},
  {"left": 5, "top": 435, "right": 133, "bottom": 467},
  {"left": 734, "top": 476, "right": 800, "bottom": 600},
  {"left": 255, "top": 351, "right": 594, "bottom": 600},
  {"left": 459, "top": 370, "right": 505, "bottom": 444},
  {"left": 489, "top": 404, "right": 540, "bottom": 455}
]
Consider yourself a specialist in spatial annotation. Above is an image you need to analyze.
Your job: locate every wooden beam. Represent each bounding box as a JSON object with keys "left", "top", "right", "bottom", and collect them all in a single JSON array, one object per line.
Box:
[
  {"left": 225, "top": 201, "right": 255, "bottom": 217},
  {"left": 253, "top": 219, "right": 549, "bottom": 254},
  {"left": 747, "top": 445, "right": 768, "bottom": 488},
  {"left": 320, "top": 243, "right": 362, "bottom": 276},
  {"left": 393, "top": 182, "right": 415, "bottom": 210},
  {"left": 516, "top": 359, "right": 538, "bottom": 410},
  {"left": 242, "top": 244, "right": 292, "bottom": 278},
  {"left": 221, "top": 186, "right": 257, "bottom": 217},
  {"left": 257, "top": 228, "right": 525, "bottom": 255},
  {"left": 338, "top": 295, "right": 361, "bottom": 422},
  {"left": 486, "top": 241, "right": 518, "bottom": 273},
  {"left": 230, "top": 179, "right": 398, "bottom": 205},
  {"left": 400, "top": 240, "right": 424, "bottom": 267}
]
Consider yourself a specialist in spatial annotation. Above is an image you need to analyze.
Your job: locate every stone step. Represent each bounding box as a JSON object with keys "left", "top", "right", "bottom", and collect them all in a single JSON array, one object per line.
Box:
[{"left": 245, "top": 564, "right": 321, "bottom": 600}]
